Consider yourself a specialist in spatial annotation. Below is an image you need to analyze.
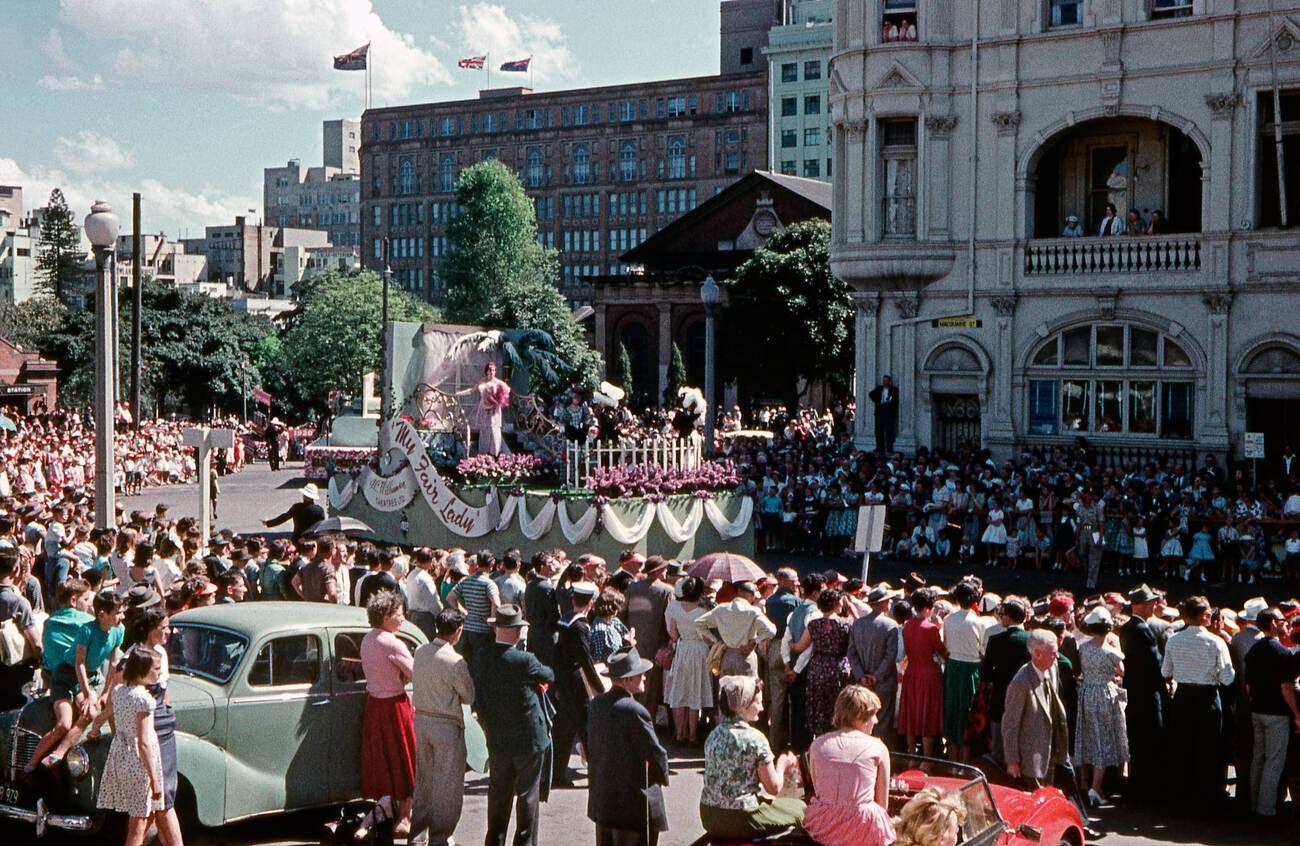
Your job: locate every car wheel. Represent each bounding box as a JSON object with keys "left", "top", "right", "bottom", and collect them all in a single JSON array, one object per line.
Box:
[{"left": 1058, "top": 829, "right": 1084, "bottom": 846}]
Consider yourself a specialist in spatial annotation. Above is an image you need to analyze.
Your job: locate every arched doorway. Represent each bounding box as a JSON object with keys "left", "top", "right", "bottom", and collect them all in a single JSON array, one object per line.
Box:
[
  {"left": 1238, "top": 340, "right": 1300, "bottom": 459},
  {"left": 921, "top": 341, "right": 988, "bottom": 453}
]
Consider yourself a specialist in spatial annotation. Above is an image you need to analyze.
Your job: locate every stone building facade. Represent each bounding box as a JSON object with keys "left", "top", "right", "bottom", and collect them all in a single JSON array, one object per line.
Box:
[
  {"left": 358, "top": 72, "right": 768, "bottom": 304},
  {"left": 765, "top": 0, "right": 835, "bottom": 180},
  {"left": 830, "top": 0, "right": 1300, "bottom": 463},
  {"left": 263, "top": 119, "right": 362, "bottom": 251}
]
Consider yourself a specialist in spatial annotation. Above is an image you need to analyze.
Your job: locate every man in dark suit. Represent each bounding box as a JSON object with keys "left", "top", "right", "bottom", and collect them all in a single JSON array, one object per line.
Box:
[
  {"left": 472, "top": 604, "right": 555, "bottom": 846},
  {"left": 867, "top": 375, "right": 899, "bottom": 454},
  {"left": 261, "top": 484, "right": 326, "bottom": 539},
  {"left": 1119, "top": 584, "right": 1166, "bottom": 801},
  {"left": 624, "top": 556, "right": 675, "bottom": 719},
  {"left": 586, "top": 648, "right": 670, "bottom": 846},
  {"left": 551, "top": 582, "right": 600, "bottom": 787},
  {"left": 979, "top": 598, "right": 1031, "bottom": 764},
  {"left": 524, "top": 553, "right": 562, "bottom": 668}
]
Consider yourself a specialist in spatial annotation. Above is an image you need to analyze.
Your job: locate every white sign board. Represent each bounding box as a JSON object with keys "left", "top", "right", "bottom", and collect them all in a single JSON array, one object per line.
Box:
[
  {"left": 854, "top": 505, "right": 888, "bottom": 554},
  {"left": 1245, "top": 432, "right": 1265, "bottom": 460}
]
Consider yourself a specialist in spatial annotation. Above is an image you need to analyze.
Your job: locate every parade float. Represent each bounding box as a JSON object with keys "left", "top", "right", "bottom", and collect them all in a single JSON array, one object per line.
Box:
[{"left": 324, "top": 321, "right": 754, "bottom": 558}]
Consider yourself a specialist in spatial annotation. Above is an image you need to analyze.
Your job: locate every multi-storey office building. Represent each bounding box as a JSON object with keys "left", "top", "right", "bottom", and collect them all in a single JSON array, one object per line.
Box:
[
  {"left": 830, "top": 0, "right": 1300, "bottom": 461},
  {"left": 263, "top": 119, "right": 362, "bottom": 250},
  {"left": 359, "top": 72, "right": 768, "bottom": 304},
  {"left": 765, "top": 0, "right": 835, "bottom": 180}
]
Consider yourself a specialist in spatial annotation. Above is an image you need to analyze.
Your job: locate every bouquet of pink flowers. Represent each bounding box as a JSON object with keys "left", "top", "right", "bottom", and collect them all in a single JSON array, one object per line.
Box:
[
  {"left": 456, "top": 452, "right": 543, "bottom": 486},
  {"left": 584, "top": 460, "right": 741, "bottom": 499}
]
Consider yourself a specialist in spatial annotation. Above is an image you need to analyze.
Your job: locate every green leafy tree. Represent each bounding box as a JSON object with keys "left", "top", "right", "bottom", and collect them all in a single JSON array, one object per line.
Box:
[
  {"left": 614, "top": 342, "right": 634, "bottom": 402},
  {"left": 721, "top": 219, "right": 852, "bottom": 403},
  {"left": 444, "top": 160, "right": 599, "bottom": 392},
  {"left": 34, "top": 189, "right": 84, "bottom": 305},
  {"left": 279, "top": 270, "right": 440, "bottom": 415},
  {"left": 0, "top": 295, "right": 67, "bottom": 352},
  {"left": 664, "top": 342, "right": 688, "bottom": 406}
]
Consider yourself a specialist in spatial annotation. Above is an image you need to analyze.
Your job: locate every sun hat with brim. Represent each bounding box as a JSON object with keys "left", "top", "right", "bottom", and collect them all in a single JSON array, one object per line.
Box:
[
  {"left": 301, "top": 483, "right": 320, "bottom": 501},
  {"left": 1240, "top": 597, "right": 1269, "bottom": 622},
  {"left": 126, "top": 585, "right": 162, "bottom": 610},
  {"left": 978, "top": 593, "right": 1002, "bottom": 614},
  {"left": 866, "top": 583, "right": 901, "bottom": 604},
  {"left": 1082, "top": 606, "right": 1113, "bottom": 627},
  {"left": 490, "top": 604, "right": 527, "bottom": 628},
  {"left": 605, "top": 648, "right": 654, "bottom": 680}
]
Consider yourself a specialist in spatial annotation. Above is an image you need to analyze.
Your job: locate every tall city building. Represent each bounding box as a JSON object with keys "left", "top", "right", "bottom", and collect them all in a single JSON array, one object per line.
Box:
[
  {"left": 0, "top": 223, "right": 36, "bottom": 305},
  {"left": 764, "top": 0, "right": 833, "bottom": 180},
  {"left": 183, "top": 216, "right": 331, "bottom": 297},
  {"left": 263, "top": 119, "right": 362, "bottom": 251},
  {"left": 831, "top": 0, "right": 1300, "bottom": 461},
  {"left": 360, "top": 73, "right": 767, "bottom": 303},
  {"left": 0, "top": 186, "right": 22, "bottom": 225},
  {"left": 721, "top": 0, "right": 783, "bottom": 75}
]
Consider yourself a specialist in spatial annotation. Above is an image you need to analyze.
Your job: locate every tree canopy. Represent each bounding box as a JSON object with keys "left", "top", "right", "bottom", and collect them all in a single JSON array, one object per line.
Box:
[
  {"left": 721, "top": 219, "right": 853, "bottom": 402},
  {"left": 35, "top": 189, "right": 84, "bottom": 306},
  {"left": 444, "top": 160, "right": 599, "bottom": 392}
]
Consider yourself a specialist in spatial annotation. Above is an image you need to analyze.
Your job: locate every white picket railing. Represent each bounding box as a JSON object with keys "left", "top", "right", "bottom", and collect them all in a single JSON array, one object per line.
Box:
[
  {"left": 1023, "top": 235, "right": 1201, "bottom": 275},
  {"left": 564, "top": 436, "right": 703, "bottom": 489}
]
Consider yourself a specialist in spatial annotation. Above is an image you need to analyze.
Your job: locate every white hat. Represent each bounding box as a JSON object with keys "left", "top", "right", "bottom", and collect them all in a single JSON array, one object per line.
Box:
[
  {"left": 979, "top": 592, "right": 1002, "bottom": 614},
  {"left": 1240, "top": 597, "right": 1269, "bottom": 622},
  {"left": 301, "top": 483, "right": 320, "bottom": 501},
  {"left": 1082, "top": 606, "right": 1113, "bottom": 627}
]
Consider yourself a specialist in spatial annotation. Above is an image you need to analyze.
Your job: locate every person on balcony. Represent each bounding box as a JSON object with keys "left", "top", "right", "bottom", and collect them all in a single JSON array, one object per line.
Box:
[
  {"left": 1146, "top": 209, "right": 1168, "bottom": 235},
  {"left": 1061, "top": 215, "right": 1084, "bottom": 237},
  {"left": 1125, "top": 209, "right": 1146, "bottom": 236},
  {"left": 1097, "top": 203, "right": 1124, "bottom": 236}
]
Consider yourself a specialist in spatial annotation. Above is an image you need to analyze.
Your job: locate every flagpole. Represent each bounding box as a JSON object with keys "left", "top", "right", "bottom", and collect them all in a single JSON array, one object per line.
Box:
[
  {"left": 530, "top": 55, "right": 534, "bottom": 90},
  {"left": 487, "top": 53, "right": 491, "bottom": 92}
]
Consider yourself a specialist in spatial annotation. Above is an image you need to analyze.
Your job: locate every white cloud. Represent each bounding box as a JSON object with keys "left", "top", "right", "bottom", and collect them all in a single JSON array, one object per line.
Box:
[
  {"left": 38, "top": 73, "right": 104, "bottom": 91},
  {"left": 0, "top": 157, "right": 258, "bottom": 240},
  {"left": 55, "top": 0, "right": 452, "bottom": 110},
  {"left": 54, "top": 132, "right": 136, "bottom": 174},
  {"left": 43, "top": 29, "right": 73, "bottom": 70},
  {"left": 455, "top": 3, "right": 576, "bottom": 85}
]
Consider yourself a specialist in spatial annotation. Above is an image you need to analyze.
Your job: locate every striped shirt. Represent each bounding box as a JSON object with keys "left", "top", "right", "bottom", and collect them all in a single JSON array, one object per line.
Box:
[
  {"left": 450, "top": 573, "right": 499, "bottom": 634},
  {"left": 1161, "top": 625, "right": 1235, "bottom": 687}
]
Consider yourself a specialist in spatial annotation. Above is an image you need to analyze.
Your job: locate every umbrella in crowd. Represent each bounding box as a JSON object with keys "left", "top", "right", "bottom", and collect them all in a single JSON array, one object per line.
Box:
[
  {"left": 0, "top": 414, "right": 15, "bottom": 432},
  {"left": 688, "top": 551, "right": 764, "bottom": 583},
  {"left": 306, "top": 516, "right": 375, "bottom": 536}
]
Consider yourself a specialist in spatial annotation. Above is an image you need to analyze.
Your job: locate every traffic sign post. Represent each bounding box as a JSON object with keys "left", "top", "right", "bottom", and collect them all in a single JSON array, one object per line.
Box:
[
  {"left": 854, "top": 504, "right": 888, "bottom": 581},
  {"left": 1245, "top": 432, "right": 1265, "bottom": 491}
]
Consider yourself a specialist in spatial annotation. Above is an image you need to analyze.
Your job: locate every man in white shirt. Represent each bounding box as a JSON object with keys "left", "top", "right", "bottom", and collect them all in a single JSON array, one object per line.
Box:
[
  {"left": 696, "top": 581, "right": 777, "bottom": 678},
  {"left": 406, "top": 547, "right": 443, "bottom": 641},
  {"left": 1161, "top": 595, "right": 1235, "bottom": 809}
]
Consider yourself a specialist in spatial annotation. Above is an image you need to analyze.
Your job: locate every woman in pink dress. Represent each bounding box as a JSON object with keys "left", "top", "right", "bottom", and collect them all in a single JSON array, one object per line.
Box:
[
  {"left": 459, "top": 362, "right": 512, "bottom": 455},
  {"left": 896, "top": 587, "right": 947, "bottom": 757},
  {"left": 804, "top": 685, "right": 896, "bottom": 846}
]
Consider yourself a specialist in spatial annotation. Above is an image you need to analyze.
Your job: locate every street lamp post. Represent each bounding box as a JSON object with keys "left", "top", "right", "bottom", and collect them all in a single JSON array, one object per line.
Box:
[
  {"left": 700, "top": 274, "right": 720, "bottom": 454},
  {"left": 85, "top": 201, "right": 120, "bottom": 530},
  {"left": 380, "top": 238, "right": 392, "bottom": 422}
]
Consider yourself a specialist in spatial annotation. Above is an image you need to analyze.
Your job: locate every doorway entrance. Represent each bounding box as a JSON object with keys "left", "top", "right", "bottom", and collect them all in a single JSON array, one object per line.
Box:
[
  {"left": 934, "top": 394, "right": 982, "bottom": 453},
  {"left": 1247, "top": 398, "right": 1300, "bottom": 466}
]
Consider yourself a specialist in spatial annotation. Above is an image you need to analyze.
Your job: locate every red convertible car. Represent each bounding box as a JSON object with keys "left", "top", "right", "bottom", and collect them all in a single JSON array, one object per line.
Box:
[{"left": 691, "top": 754, "right": 1084, "bottom": 846}]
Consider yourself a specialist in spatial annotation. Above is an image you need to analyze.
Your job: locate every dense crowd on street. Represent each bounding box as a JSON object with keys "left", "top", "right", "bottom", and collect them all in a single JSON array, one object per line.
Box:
[{"left": 3, "top": 402, "right": 1300, "bottom": 846}]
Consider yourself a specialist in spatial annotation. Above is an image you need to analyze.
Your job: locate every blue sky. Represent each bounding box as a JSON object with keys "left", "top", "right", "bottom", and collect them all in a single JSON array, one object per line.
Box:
[{"left": 1, "top": 0, "right": 720, "bottom": 237}]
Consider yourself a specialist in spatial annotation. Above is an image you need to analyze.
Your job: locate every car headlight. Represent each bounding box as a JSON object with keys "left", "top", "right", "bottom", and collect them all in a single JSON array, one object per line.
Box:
[{"left": 65, "top": 746, "right": 90, "bottom": 780}]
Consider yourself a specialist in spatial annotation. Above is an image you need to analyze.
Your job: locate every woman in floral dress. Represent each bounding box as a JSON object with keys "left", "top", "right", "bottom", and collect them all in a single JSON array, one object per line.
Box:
[
  {"left": 792, "top": 589, "right": 853, "bottom": 738},
  {"left": 97, "top": 646, "right": 173, "bottom": 846},
  {"left": 1073, "top": 606, "right": 1128, "bottom": 807}
]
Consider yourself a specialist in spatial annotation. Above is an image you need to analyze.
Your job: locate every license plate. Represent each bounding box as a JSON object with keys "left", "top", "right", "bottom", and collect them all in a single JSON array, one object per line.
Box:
[{"left": 0, "top": 782, "right": 21, "bottom": 805}]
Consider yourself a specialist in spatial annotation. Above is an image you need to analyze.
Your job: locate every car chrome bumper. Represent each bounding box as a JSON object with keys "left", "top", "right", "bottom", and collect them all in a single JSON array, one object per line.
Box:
[{"left": 0, "top": 797, "right": 96, "bottom": 836}]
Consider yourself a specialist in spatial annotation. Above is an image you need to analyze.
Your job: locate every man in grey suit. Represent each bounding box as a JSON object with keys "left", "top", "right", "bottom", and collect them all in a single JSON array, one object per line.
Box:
[
  {"left": 624, "top": 556, "right": 675, "bottom": 719},
  {"left": 1001, "top": 629, "right": 1069, "bottom": 789},
  {"left": 847, "top": 583, "right": 901, "bottom": 741}
]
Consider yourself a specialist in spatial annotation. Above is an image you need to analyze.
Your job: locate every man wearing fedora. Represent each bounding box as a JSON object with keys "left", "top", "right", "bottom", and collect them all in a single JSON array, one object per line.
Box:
[
  {"left": 473, "top": 603, "right": 555, "bottom": 846},
  {"left": 551, "top": 581, "right": 600, "bottom": 788},
  {"left": 848, "top": 583, "right": 901, "bottom": 743},
  {"left": 262, "top": 483, "right": 326, "bottom": 540},
  {"left": 624, "top": 556, "right": 674, "bottom": 719},
  {"left": 587, "top": 647, "right": 670, "bottom": 846},
  {"left": 1118, "top": 584, "right": 1166, "bottom": 800}
]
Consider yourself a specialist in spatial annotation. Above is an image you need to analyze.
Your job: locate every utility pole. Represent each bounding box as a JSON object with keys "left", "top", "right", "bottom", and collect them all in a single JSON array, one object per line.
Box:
[
  {"left": 131, "top": 192, "right": 142, "bottom": 429},
  {"left": 380, "top": 237, "right": 392, "bottom": 421}
]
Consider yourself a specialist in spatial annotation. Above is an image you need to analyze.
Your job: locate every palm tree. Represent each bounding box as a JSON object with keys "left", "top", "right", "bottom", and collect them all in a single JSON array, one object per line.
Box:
[{"left": 450, "top": 328, "right": 570, "bottom": 393}]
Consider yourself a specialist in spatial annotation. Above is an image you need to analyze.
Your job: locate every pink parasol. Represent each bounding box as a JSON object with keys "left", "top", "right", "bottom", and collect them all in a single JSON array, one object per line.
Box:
[{"left": 688, "top": 552, "right": 765, "bottom": 583}]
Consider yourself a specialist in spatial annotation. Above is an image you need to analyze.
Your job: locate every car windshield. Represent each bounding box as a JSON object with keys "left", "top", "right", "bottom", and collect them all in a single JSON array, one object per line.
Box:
[
  {"left": 167, "top": 624, "right": 248, "bottom": 684},
  {"left": 889, "top": 754, "right": 1003, "bottom": 844}
]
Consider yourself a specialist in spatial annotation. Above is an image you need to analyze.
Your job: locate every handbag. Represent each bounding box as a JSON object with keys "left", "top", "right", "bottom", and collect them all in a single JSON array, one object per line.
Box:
[
  {"left": 654, "top": 643, "right": 675, "bottom": 671},
  {"left": 0, "top": 617, "right": 27, "bottom": 666}
]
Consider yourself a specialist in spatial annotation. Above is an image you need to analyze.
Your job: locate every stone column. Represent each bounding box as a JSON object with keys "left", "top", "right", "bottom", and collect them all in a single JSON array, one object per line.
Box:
[
  {"left": 987, "top": 296, "right": 1018, "bottom": 451},
  {"left": 594, "top": 304, "right": 608, "bottom": 378},
  {"left": 657, "top": 302, "right": 672, "bottom": 405},
  {"left": 1204, "top": 92, "right": 1238, "bottom": 233},
  {"left": 924, "top": 115, "right": 958, "bottom": 239},
  {"left": 1202, "top": 291, "right": 1233, "bottom": 451},
  {"left": 893, "top": 294, "right": 921, "bottom": 454},
  {"left": 852, "top": 293, "right": 881, "bottom": 450}
]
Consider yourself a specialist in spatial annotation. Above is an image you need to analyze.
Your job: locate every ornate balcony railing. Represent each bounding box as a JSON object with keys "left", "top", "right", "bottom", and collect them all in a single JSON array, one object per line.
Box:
[{"left": 1023, "top": 235, "right": 1201, "bottom": 275}]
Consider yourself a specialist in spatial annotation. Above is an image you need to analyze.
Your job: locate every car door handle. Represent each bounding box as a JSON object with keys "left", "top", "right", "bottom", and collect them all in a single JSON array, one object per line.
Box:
[{"left": 310, "top": 699, "right": 331, "bottom": 707}]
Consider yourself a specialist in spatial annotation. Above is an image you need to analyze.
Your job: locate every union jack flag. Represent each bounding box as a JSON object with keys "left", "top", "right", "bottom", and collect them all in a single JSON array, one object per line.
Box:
[
  {"left": 499, "top": 57, "right": 531, "bottom": 73},
  {"left": 457, "top": 55, "right": 487, "bottom": 70},
  {"left": 333, "top": 43, "right": 369, "bottom": 71}
]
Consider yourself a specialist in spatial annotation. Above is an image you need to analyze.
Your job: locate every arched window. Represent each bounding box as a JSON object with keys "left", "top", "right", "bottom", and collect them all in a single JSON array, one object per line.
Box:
[
  {"left": 619, "top": 141, "right": 637, "bottom": 182},
  {"left": 1026, "top": 322, "right": 1193, "bottom": 439},
  {"left": 667, "top": 136, "right": 686, "bottom": 179},
  {"left": 526, "top": 147, "right": 544, "bottom": 188},
  {"left": 573, "top": 144, "right": 590, "bottom": 185},
  {"left": 398, "top": 157, "right": 414, "bottom": 195},
  {"left": 1244, "top": 345, "right": 1300, "bottom": 374}
]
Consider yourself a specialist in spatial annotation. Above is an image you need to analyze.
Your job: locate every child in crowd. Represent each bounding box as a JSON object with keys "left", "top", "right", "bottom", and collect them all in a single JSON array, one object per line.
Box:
[
  {"left": 1186, "top": 523, "right": 1215, "bottom": 583},
  {"left": 1131, "top": 524, "right": 1149, "bottom": 577},
  {"left": 1159, "top": 529, "right": 1184, "bottom": 580}
]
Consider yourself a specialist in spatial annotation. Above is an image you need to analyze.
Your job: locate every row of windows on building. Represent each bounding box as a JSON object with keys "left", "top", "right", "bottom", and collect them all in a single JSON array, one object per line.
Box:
[
  {"left": 781, "top": 127, "right": 828, "bottom": 148},
  {"left": 779, "top": 159, "right": 831, "bottom": 178},
  {"left": 274, "top": 211, "right": 359, "bottom": 227},
  {"left": 371, "top": 187, "right": 694, "bottom": 234},
  {"left": 274, "top": 190, "right": 359, "bottom": 206},
  {"left": 373, "top": 225, "right": 652, "bottom": 262},
  {"left": 779, "top": 60, "right": 824, "bottom": 84},
  {"left": 561, "top": 264, "right": 601, "bottom": 287},
  {"left": 372, "top": 89, "right": 756, "bottom": 143},
  {"left": 874, "top": 0, "right": 1192, "bottom": 36},
  {"left": 780, "top": 95, "right": 823, "bottom": 119}
]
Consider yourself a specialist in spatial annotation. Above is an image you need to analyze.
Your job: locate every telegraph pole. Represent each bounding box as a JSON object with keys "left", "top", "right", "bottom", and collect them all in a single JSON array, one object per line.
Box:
[{"left": 131, "top": 192, "right": 142, "bottom": 428}]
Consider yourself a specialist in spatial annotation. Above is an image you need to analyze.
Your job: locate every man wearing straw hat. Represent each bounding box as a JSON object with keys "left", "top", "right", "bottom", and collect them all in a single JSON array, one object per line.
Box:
[
  {"left": 586, "top": 647, "right": 670, "bottom": 846},
  {"left": 262, "top": 483, "right": 326, "bottom": 539}
]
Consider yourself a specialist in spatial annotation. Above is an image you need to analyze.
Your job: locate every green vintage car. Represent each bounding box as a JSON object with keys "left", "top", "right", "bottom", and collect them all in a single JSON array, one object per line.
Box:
[{"left": 0, "top": 601, "right": 480, "bottom": 837}]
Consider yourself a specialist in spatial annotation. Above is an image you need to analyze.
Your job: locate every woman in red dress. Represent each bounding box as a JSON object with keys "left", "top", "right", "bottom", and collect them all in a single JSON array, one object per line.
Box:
[
  {"left": 358, "top": 590, "right": 417, "bottom": 838},
  {"left": 896, "top": 587, "right": 947, "bottom": 757}
]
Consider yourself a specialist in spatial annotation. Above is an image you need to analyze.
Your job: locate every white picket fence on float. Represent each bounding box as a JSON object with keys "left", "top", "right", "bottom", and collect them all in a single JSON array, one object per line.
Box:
[{"left": 564, "top": 436, "right": 703, "bottom": 489}]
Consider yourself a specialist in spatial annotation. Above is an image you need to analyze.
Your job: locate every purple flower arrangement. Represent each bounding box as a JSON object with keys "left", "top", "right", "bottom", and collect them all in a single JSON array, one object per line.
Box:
[
  {"left": 584, "top": 460, "right": 741, "bottom": 499},
  {"left": 456, "top": 453, "right": 544, "bottom": 486}
]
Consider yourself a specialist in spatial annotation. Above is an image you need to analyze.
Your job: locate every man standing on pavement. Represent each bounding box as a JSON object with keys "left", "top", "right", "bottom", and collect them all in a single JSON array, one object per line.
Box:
[
  {"left": 1002, "top": 630, "right": 1070, "bottom": 789},
  {"left": 1244, "top": 608, "right": 1300, "bottom": 817},
  {"left": 473, "top": 604, "right": 554, "bottom": 846},
  {"left": 524, "top": 553, "right": 562, "bottom": 668},
  {"left": 867, "top": 375, "right": 899, "bottom": 454},
  {"left": 410, "top": 609, "right": 475, "bottom": 846},
  {"left": 262, "top": 484, "right": 326, "bottom": 539},
  {"left": 847, "top": 583, "right": 900, "bottom": 743},
  {"left": 696, "top": 580, "right": 776, "bottom": 678},
  {"left": 763, "top": 568, "right": 801, "bottom": 749},
  {"left": 1229, "top": 597, "right": 1268, "bottom": 811},
  {"left": 292, "top": 536, "right": 339, "bottom": 603},
  {"left": 449, "top": 551, "right": 501, "bottom": 671},
  {"left": 1161, "top": 595, "right": 1235, "bottom": 811},
  {"left": 586, "top": 648, "right": 670, "bottom": 846},
  {"left": 979, "top": 598, "right": 1031, "bottom": 764},
  {"left": 551, "top": 582, "right": 600, "bottom": 787},
  {"left": 624, "top": 556, "right": 674, "bottom": 720},
  {"left": 1118, "top": 584, "right": 1167, "bottom": 801}
]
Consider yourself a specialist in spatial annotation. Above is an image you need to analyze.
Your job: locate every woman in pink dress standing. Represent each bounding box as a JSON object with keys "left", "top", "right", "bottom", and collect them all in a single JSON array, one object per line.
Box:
[
  {"left": 804, "top": 685, "right": 896, "bottom": 846},
  {"left": 897, "top": 587, "right": 947, "bottom": 757},
  {"left": 459, "top": 362, "right": 511, "bottom": 455}
]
